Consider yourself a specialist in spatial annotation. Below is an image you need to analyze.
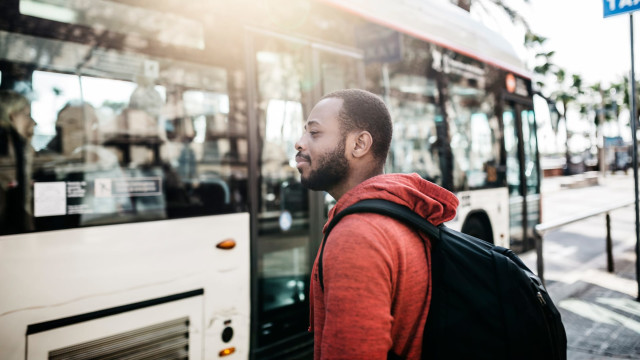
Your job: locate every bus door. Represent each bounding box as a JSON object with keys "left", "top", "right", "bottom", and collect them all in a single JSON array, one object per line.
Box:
[
  {"left": 311, "top": 44, "right": 364, "bottom": 241},
  {"left": 247, "top": 30, "right": 363, "bottom": 359},
  {"left": 503, "top": 101, "right": 541, "bottom": 252}
]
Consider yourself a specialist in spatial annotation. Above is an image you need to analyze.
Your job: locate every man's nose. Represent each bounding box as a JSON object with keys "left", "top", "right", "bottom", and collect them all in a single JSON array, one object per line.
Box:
[{"left": 294, "top": 137, "right": 304, "bottom": 151}]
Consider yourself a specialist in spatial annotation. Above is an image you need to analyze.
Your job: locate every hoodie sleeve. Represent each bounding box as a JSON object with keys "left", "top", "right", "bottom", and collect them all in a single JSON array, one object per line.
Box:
[{"left": 319, "top": 215, "right": 396, "bottom": 359}]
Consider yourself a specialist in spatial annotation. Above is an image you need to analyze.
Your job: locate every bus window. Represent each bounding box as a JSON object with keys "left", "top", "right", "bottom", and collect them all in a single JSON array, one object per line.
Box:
[
  {"left": 503, "top": 108, "right": 520, "bottom": 196},
  {"left": 318, "top": 50, "right": 362, "bottom": 94},
  {"left": 447, "top": 68, "right": 501, "bottom": 191},
  {"left": 366, "top": 40, "right": 444, "bottom": 185},
  {"left": 20, "top": 0, "right": 205, "bottom": 50},
  {"left": 317, "top": 49, "right": 362, "bottom": 215},
  {"left": 0, "top": 31, "right": 248, "bottom": 234},
  {"left": 522, "top": 109, "right": 540, "bottom": 195},
  {"left": 385, "top": 93, "right": 442, "bottom": 184},
  {"left": 504, "top": 103, "right": 540, "bottom": 251}
]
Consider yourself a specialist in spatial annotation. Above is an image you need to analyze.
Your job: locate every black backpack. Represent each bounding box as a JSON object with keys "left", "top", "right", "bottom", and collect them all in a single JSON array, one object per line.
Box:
[{"left": 318, "top": 199, "right": 567, "bottom": 360}]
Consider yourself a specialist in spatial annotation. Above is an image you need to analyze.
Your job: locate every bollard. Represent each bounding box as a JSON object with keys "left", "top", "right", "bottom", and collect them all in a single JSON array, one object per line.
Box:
[{"left": 606, "top": 212, "right": 614, "bottom": 273}]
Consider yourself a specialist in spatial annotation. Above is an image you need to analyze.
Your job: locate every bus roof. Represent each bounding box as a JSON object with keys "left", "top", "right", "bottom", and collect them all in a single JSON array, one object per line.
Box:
[{"left": 320, "top": 0, "right": 531, "bottom": 78}]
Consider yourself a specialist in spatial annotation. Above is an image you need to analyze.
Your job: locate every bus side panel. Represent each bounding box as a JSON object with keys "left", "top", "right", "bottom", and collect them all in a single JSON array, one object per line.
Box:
[
  {"left": 0, "top": 213, "right": 250, "bottom": 359},
  {"left": 447, "top": 187, "right": 510, "bottom": 248}
]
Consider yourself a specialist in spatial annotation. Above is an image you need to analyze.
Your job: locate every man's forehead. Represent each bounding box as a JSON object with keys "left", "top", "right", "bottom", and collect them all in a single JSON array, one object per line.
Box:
[{"left": 305, "top": 97, "right": 342, "bottom": 125}]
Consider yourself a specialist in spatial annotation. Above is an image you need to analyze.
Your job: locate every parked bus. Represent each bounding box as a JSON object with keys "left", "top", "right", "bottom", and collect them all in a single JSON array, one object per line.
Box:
[{"left": 0, "top": 0, "right": 540, "bottom": 359}]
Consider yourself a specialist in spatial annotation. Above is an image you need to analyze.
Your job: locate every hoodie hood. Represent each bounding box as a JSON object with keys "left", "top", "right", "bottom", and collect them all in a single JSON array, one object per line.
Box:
[{"left": 324, "top": 173, "right": 459, "bottom": 233}]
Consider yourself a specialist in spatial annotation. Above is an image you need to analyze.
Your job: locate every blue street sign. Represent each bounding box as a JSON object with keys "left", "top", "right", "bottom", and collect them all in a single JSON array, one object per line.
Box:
[{"left": 604, "top": 0, "right": 640, "bottom": 18}]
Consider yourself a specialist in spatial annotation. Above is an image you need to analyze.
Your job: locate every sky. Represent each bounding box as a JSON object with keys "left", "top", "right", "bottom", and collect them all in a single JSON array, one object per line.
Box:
[
  {"left": 524, "top": 0, "right": 636, "bottom": 145},
  {"left": 470, "top": 0, "right": 636, "bottom": 87},
  {"left": 522, "top": 0, "right": 635, "bottom": 86},
  {"left": 529, "top": 0, "right": 640, "bottom": 83}
]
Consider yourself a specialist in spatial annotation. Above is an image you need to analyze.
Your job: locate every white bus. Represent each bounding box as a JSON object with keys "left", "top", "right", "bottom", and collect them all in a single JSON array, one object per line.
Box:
[{"left": 0, "top": 0, "right": 540, "bottom": 359}]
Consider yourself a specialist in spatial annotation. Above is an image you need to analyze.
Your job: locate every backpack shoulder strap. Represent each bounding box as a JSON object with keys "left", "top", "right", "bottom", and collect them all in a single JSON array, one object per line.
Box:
[{"left": 318, "top": 199, "right": 441, "bottom": 291}]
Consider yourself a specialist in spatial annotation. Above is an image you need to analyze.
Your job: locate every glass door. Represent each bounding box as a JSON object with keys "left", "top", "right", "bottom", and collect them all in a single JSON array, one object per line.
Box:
[
  {"left": 521, "top": 106, "right": 541, "bottom": 248},
  {"left": 313, "top": 46, "right": 364, "bottom": 225},
  {"left": 503, "top": 102, "right": 540, "bottom": 252},
  {"left": 248, "top": 32, "right": 364, "bottom": 358},
  {"left": 251, "top": 33, "right": 313, "bottom": 353},
  {"left": 315, "top": 47, "right": 362, "bottom": 94}
]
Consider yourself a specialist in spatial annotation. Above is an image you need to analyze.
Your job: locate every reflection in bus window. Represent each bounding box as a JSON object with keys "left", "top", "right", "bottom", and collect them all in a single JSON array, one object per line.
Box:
[
  {"left": 254, "top": 38, "right": 312, "bottom": 346},
  {"left": 372, "top": 69, "right": 443, "bottom": 184},
  {"left": 263, "top": 99, "right": 304, "bottom": 215},
  {"left": 387, "top": 97, "right": 442, "bottom": 183},
  {"left": 0, "top": 90, "right": 35, "bottom": 235},
  {"left": 319, "top": 51, "right": 361, "bottom": 94},
  {"left": 2, "top": 38, "right": 248, "bottom": 232},
  {"left": 256, "top": 49, "right": 308, "bottom": 228},
  {"left": 522, "top": 109, "right": 539, "bottom": 195},
  {"left": 20, "top": 0, "right": 206, "bottom": 50},
  {"left": 503, "top": 109, "right": 520, "bottom": 196},
  {"left": 447, "top": 67, "right": 500, "bottom": 191}
]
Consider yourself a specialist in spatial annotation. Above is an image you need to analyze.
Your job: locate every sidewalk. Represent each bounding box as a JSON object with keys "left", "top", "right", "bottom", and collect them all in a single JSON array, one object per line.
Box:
[
  {"left": 521, "top": 231, "right": 640, "bottom": 359},
  {"left": 551, "top": 241, "right": 638, "bottom": 359},
  {"left": 522, "top": 173, "right": 640, "bottom": 359}
]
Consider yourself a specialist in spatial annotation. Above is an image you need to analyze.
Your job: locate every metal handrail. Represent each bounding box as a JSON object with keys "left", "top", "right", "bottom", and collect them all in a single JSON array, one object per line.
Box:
[{"left": 533, "top": 199, "right": 635, "bottom": 285}]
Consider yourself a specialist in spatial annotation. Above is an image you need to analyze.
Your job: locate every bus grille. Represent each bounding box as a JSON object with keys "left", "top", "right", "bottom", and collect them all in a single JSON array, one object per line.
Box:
[{"left": 48, "top": 317, "right": 190, "bottom": 360}]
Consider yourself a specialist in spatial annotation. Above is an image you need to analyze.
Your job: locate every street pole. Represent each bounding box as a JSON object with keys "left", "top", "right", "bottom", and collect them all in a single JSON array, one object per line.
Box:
[{"left": 630, "top": 13, "right": 640, "bottom": 302}]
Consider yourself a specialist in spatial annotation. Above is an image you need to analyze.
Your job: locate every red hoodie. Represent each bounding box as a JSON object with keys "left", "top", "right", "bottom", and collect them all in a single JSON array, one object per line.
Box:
[{"left": 309, "top": 173, "right": 458, "bottom": 360}]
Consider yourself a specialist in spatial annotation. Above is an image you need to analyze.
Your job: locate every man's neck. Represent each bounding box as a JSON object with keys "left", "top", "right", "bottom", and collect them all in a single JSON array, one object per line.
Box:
[{"left": 328, "top": 167, "right": 383, "bottom": 201}]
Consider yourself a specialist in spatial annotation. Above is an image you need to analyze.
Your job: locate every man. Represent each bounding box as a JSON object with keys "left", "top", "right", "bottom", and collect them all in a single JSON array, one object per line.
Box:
[{"left": 295, "top": 89, "right": 458, "bottom": 359}]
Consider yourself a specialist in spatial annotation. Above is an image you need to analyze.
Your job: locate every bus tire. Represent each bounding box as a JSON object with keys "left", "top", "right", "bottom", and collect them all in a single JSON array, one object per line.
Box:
[{"left": 462, "top": 215, "right": 493, "bottom": 244}]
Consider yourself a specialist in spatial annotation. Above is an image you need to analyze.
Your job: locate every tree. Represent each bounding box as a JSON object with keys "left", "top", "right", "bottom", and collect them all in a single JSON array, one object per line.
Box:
[
  {"left": 451, "top": 0, "right": 531, "bottom": 30},
  {"left": 522, "top": 29, "right": 591, "bottom": 172},
  {"left": 549, "top": 70, "right": 586, "bottom": 173},
  {"left": 607, "top": 75, "right": 640, "bottom": 127},
  {"left": 453, "top": 0, "right": 472, "bottom": 11}
]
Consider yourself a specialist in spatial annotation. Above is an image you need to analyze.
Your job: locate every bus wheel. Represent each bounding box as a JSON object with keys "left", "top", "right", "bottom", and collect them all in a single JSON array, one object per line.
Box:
[{"left": 462, "top": 216, "right": 493, "bottom": 244}]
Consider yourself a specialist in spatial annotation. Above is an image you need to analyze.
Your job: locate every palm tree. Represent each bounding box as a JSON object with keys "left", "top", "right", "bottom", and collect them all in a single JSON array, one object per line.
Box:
[
  {"left": 525, "top": 31, "right": 558, "bottom": 101},
  {"left": 453, "top": 0, "right": 472, "bottom": 11},
  {"left": 549, "top": 70, "right": 586, "bottom": 173},
  {"left": 607, "top": 76, "right": 637, "bottom": 126}
]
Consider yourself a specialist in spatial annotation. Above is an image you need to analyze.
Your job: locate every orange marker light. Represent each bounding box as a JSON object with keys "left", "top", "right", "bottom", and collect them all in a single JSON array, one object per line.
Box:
[
  {"left": 219, "top": 347, "right": 236, "bottom": 357},
  {"left": 216, "top": 239, "right": 236, "bottom": 250}
]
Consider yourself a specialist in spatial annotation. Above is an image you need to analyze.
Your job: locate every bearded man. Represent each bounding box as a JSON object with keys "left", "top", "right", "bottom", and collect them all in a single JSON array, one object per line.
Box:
[{"left": 294, "top": 89, "right": 458, "bottom": 359}]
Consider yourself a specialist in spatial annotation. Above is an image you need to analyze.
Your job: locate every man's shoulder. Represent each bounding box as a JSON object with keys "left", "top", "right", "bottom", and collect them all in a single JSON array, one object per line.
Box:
[{"left": 328, "top": 212, "right": 418, "bottom": 244}]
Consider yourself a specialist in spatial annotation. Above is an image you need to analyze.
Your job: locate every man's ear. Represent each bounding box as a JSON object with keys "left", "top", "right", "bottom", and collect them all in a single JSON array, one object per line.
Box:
[{"left": 350, "top": 131, "right": 373, "bottom": 159}]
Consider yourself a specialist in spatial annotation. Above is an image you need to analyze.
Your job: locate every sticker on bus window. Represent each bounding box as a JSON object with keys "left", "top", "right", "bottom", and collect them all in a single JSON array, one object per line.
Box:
[
  {"left": 95, "top": 177, "right": 162, "bottom": 197},
  {"left": 34, "top": 182, "right": 67, "bottom": 217}
]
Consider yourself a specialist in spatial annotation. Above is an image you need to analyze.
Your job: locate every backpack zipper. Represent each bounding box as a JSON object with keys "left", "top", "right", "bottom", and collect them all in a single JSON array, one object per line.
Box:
[
  {"left": 535, "top": 289, "right": 566, "bottom": 360},
  {"left": 531, "top": 276, "right": 565, "bottom": 360},
  {"left": 537, "top": 291, "right": 546, "bottom": 306}
]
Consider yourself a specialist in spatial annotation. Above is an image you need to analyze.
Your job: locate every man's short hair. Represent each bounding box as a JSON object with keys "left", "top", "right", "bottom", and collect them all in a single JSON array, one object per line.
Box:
[{"left": 321, "top": 89, "right": 392, "bottom": 166}]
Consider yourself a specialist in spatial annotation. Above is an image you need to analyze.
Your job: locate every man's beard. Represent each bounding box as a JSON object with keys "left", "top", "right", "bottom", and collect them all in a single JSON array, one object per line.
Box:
[{"left": 299, "top": 140, "right": 349, "bottom": 191}]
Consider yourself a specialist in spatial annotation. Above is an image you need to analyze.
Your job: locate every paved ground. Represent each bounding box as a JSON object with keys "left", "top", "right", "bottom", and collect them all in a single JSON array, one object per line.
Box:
[{"left": 521, "top": 172, "right": 640, "bottom": 359}]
